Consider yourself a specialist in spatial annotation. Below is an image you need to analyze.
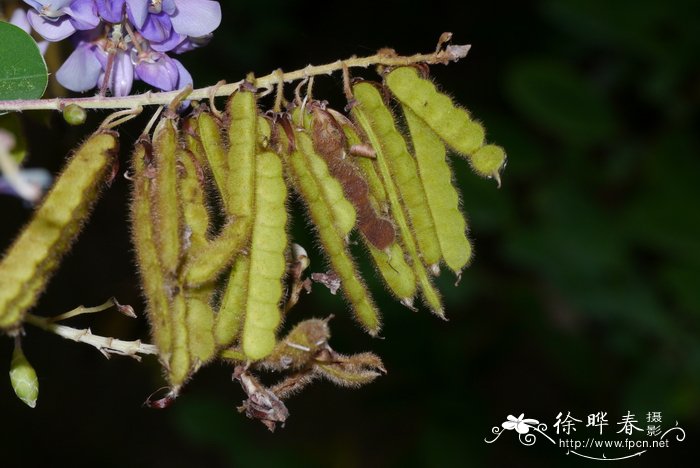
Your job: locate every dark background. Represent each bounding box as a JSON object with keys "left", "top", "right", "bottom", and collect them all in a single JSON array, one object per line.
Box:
[{"left": 1, "top": 0, "right": 699, "bottom": 466}]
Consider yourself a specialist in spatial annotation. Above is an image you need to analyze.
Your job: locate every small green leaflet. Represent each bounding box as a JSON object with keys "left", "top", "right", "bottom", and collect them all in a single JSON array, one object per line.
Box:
[{"left": 0, "top": 22, "right": 48, "bottom": 101}]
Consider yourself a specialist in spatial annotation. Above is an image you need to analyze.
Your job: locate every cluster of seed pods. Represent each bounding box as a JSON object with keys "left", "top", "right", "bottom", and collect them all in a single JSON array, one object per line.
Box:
[{"left": 0, "top": 64, "right": 505, "bottom": 426}]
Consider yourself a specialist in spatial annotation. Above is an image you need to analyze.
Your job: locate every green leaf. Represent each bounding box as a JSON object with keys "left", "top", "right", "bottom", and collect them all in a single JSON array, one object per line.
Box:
[{"left": 0, "top": 22, "right": 48, "bottom": 100}]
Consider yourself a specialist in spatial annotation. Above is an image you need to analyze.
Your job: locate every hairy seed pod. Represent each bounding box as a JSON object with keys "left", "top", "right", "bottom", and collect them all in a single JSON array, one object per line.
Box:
[
  {"left": 130, "top": 138, "right": 172, "bottom": 357},
  {"left": 215, "top": 254, "right": 250, "bottom": 347},
  {"left": 0, "top": 130, "right": 118, "bottom": 330},
  {"left": 226, "top": 89, "right": 257, "bottom": 219},
  {"left": 182, "top": 116, "right": 209, "bottom": 169},
  {"left": 168, "top": 291, "right": 191, "bottom": 388},
  {"left": 328, "top": 110, "right": 416, "bottom": 301},
  {"left": 185, "top": 292, "right": 216, "bottom": 364},
  {"left": 152, "top": 117, "right": 182, "bottom": 276},
  {"left": 331, "top": 112, "right": 389, "bottom": 211},
  {"left": 241, "top": 151, "right": 288, "bottom": 360},
  {"left": 178, "top": 149, "right": 210, "bottom": 255},
  {"left": 196, "top": 111, "right": 229, "bottom": 203},
  {"left": 403, "top": 106, "right": 472, "bottom": 274},
  {"left": 352, "top": 83, "right": 441, "bottom": 267},
  {"left": 385, "top": 67, "right": 485, "bottom": 157},
  {"left": 308, "top": 105, "right": 395, "bottom": 250},
  {"left": 176, "top": 149, "right": 215, "bottom": 364},
  {"left": 286, "top": 134, "right": 381, "bottom": 334},
  {"left": 351, "top": 83, "right": 444, "bottom": 316},
  {"left": 470, "top": 144, "right": 507, "bottom": 185},
  {"left": 183, "top": 214, "right": 249, "bottom": 286},
  {"left": 296, "top": 131, "right": 357, "bottom": 238},
  {"left": 367, "top": 233, "right": 417, "bottom": 301},
  {"left": 10, "top": 341, "right": 38, "bottom": 408}
]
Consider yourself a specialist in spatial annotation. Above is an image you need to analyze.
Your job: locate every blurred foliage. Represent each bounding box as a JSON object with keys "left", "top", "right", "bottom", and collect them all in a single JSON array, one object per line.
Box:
[{"left": 1, "top": 0, "right": 699, "bottom": 466}]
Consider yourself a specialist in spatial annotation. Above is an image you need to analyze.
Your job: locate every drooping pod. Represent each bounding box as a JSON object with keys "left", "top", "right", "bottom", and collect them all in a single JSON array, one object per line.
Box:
[
  {"left": 177, "top": 149, "right": 216, "bottom": 364},
  {"left": 402, "top": 106, "right": 472, "bottom": 274},
  {"left": 306, "top": 105, "right": 395, "bottom": 250},
  {"left": 183, "top": 91, "right": 259, "bottom": 286},
  {"left": 0, "top": 130, "right": 118, "bottom": 330},
  {"left": 351, "top": 82, "right": 444, "bottom": 316},
  {"left": 196, "top": 110, "right": 229, "bottom": 203},
  {"left": 151, "top": 117, "right": 182, "bottom": 277},
  {"left": 327, "top": 110, "right": 417, "bottom": 302},
  {"left": 284, "top": 126, "right": 381, "bottom": 334},
  {"left": 240, "top": 151, "right": 288, "bottom": 360},
  {"left": 130, "top": 137, "right": 173, "bottom": 359},
  {"left": 385, "top": 66, "right": 486, "bottom": 158},
  {"left": 211, "top": 94, "right": 263, "bottom": 348},
  {"left": 292, "top": 114, "right": 356, "bottom": 239},
  {"left": 178, "top": 149, "right": 210, "bottom": 256},
  {"left": 470, "top": 144, "right": 507, "bottom": 186}
]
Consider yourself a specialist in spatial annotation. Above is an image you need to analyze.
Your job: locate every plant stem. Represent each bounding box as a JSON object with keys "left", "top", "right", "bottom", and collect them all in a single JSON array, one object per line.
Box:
[
  {"left": 25, "top": 313, "right": 158, "bottom": 359},
  {"left": 0, "top": 44, "right": 470, "bottom": 113}
]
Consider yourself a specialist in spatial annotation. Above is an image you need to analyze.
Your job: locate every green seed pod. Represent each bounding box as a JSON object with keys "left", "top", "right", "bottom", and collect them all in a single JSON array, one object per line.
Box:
[
  {"left": 182, "top": 116, "right": 209, "bottom": 169},
  {"left": 62, "top": 104, "right": 87, "bottom": 126},
  {"left": 0, "top": 130, "right": 118, "bottom": 330},
  {"left": 403, "top": 106, "right": 472, "bottom": 274},
  {"left": 152, "top": 117, "right": 182, "bottom": 276},
  {"left": 226, "top": 89, "right": 257, "bottom": 219},
  {"left": 168, "top": 291, "right": 191, "bottom": 388},
  {"left": 385, "top": 67, "right": 485, "bottom": 157},
  {"left": 286, "top": 137, "right": 381, "bottom": 334},
  {"left": 178, "top": 149, "right": 210, "bottom": 255},
  {"left": 296, "top": 131, "right": 357, "bottom": 238},
  {"left": 308, "top": 105, "right": 395, "bottom": 250},
  {"left": 367, "top": 238, "right": 417, "bottom": 302},
  {"left": 327, "top": 112, "right": 416, "bottom": 300},
  {"left": 130, "top": 138, "right": 172, "bottom": 355},
  {"left": 185, "top": 292, "right": 216, "bottom": 365},
  {"left": 351, "top": 83, "right": 444, "bottom": 317},
  {"left": 352, "top": 83, "right": 440, "bottom": 266},
  {"left": 334, "top": 113, "right": 388, "bottom": 211},
  {"left": 9, "top": 341, "right": 38, "bottom": 408},
  {"left": 183, "top": 215, "right": 249, "bottom": 286},
  {"left": 214, "top": 254, "right": 250, "bottom": 347},
  {"left": 241, "top": 151, "right": 288, "bottom": 360},
  {"left": 470, "top": 144, "right": 507, "bottom": 185},
  {"left": 196, "top": 111, "right": 229, "bottom": 203}
]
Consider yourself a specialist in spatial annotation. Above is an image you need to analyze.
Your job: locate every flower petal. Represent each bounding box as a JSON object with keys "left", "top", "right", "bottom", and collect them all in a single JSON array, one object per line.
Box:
[
  {"left": 162, "top": 0, "right": 176, "bottom": 15},
  {"left": 139, "top": 11, "right": 172, "bottom": 43},
  {"left": 27, "top": 9, "right": 76, "bottom": 41},
  {"left": 64, "top": 0, "right": 101, "bottom": 30},
  {"left": 56, "top": 43, "right": 102, "bottom": 92},
  {"left": 125, "top": 0, "right": 149, "bottom": 28},
  {"left": 502, "top": 421, "right": 517, "bottom": 430},
  {"left": 109, "top": 51, "right": 135, "bottom": 96},
  {"left": 135, "top": 54, "right": 178, "bottom": 91},
  {"left": 150, "top": 31, "right": 184, "bottom": 52},
  {"left": 96, "top": 0, "right": 126, "bottom": 23},
  {"left": 10, "top": 9, "right": 32, "bottom": 34},
  {"left": 170, "top": 0, "right": 221, "bottom": 37},
  {"left": 172, "top": 58, "right": 192, "bottom": 89}
]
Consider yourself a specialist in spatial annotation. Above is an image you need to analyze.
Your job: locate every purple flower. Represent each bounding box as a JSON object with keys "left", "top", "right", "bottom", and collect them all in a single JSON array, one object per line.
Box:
[
  {"left": 21, "top": 0, "right": 219, "bottom": 96},
  {"left": 135, "top": 0, "right": 221, "bottom": 52},
  {"left": 55, "top": 30, "right": 192, "bottom": 96},
  {"left": 24, "top": 0, "right": 100, "bottom": 41}
]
